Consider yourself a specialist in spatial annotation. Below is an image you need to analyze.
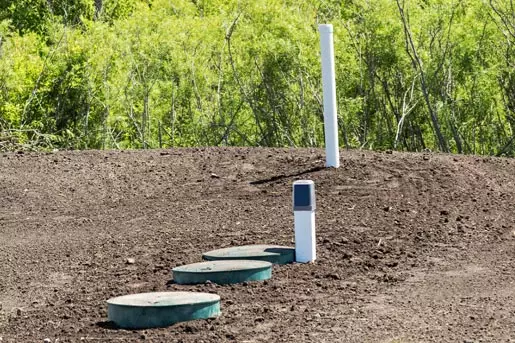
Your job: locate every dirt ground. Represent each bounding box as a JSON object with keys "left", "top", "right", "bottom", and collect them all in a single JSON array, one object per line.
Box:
[{"left": 1, "top": 147, "right": 515, "bottom": 342}]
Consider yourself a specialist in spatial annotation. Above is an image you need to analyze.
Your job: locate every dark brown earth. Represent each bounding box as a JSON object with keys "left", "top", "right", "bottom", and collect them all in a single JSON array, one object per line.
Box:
[{"left": 1, "top": 147, "right": 515, "bottom": 342}]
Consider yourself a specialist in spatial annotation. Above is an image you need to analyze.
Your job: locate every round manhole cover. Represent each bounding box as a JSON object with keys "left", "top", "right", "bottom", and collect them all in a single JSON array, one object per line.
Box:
[
  {"left": 107, "top": 292, "right": 220, "bottom": 329},
  {"left": 173, "top": 260, "right": 272, "bottom": 285},
  {"left": 202, "top": 244, "right": 295, "bottom": 264}
]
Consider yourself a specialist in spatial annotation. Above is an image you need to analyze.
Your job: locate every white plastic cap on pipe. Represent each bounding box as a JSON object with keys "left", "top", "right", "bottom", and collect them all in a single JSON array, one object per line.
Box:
[{"left": 319, "top": 24, "right": 340, "bottom": 168}]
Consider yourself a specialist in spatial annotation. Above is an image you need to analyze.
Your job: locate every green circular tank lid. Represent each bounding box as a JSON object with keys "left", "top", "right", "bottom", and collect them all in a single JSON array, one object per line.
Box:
[
  {"left": 202, "top": 244, "right": 295, "bottom": 265},
  {"left": 173, "top": 260, "right": 272, "bottom": 285},
  {"left": 107, "top": 292, "right": 220, "bottom": 329}
]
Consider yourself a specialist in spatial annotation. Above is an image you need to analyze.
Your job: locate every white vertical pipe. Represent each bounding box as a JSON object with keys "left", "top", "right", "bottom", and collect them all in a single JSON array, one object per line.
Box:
[
  {"left": 294, "top": 211, "right": 316, "bottom": 263},
  {"left": 319, "top": 24, "right": 340, "bottom": 168}
]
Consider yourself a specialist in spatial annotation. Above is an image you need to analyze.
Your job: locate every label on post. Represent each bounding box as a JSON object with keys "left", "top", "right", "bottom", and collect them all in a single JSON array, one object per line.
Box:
[{"left": 293, "top": 180, "right": 316, "bottom": 211}]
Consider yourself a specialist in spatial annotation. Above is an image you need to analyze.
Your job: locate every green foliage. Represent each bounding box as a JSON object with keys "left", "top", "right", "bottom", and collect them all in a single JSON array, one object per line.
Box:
[
  {"left": 0, "top": 0, "right": 515, "bottom": 155},
  {"left": 0, "top": 0, "right": 50, "bottom": 34}
]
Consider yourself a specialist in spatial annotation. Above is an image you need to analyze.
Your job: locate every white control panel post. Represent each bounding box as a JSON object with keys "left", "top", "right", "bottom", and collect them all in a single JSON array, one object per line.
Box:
[
  {"left": 319, "top": 24, "right": 340, "bottom": 168},
  {"left": 293, "top": 180, "right": 316, "bottom": 263}
]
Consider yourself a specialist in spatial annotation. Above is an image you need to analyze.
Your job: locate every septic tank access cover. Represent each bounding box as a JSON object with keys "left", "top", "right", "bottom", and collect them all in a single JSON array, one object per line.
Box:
[
  {"left": 173, "top": 260, "right": 272, "bottom": 285},
  {"left": 202, "top": 244, "right": 295, "bottom": 264},
  {"left": 107, "top": 292, "right": 220, "bottom": 329}
]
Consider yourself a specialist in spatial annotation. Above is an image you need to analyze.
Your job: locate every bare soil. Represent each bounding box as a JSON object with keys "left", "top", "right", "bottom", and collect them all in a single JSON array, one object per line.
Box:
[{"left": 1, "top": 148, "right": 515, "bottom": 342}]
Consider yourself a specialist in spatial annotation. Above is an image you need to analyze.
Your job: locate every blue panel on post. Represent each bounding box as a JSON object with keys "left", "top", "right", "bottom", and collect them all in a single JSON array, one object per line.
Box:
[
  {"left": 294, "top": 185, "right": 311, "bottom": 207},
  {"left": 293, "top": 180, "right": 315, "bottom": 211}
]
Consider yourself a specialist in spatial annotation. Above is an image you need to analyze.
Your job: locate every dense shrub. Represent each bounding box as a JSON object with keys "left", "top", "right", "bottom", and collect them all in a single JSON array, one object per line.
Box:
[{"left": 0, "top": 0, "right": 514, "bottom": 155}]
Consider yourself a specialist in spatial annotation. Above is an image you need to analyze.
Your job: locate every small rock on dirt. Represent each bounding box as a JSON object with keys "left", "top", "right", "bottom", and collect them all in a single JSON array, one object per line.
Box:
[
  {"left": 184, "top": 325, "right": 198, "bottom": 333},
  {"left": 126, "top": 258, "right": 136, "bottom": 265}
]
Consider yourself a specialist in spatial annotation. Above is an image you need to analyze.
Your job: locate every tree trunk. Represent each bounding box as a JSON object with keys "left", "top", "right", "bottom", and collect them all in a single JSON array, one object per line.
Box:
[
  {"left": 396, "top": 0, "right": 450, "bottom": 153},
  {"left": 94, "top": 0, "right": 103, "bottom": 20}
]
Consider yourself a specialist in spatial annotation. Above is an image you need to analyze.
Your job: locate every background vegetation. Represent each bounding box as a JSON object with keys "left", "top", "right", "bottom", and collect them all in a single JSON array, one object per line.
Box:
[{"left": 1, "top": 0, "right": 514, "bottom": 155}]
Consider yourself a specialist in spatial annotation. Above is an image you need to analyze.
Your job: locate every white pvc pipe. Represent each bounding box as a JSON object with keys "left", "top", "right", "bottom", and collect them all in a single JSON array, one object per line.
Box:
[
  {"left": 294, "top": 210, "right": 316, "bottom": 263},
  {"left": 319, "top": 24, "right": 340, "bottom": 168}
]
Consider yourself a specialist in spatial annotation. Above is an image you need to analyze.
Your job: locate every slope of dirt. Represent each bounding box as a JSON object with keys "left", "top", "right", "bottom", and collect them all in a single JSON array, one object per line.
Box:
[{"left": 1, "top": 148, "right": 515, "bottom": 342}]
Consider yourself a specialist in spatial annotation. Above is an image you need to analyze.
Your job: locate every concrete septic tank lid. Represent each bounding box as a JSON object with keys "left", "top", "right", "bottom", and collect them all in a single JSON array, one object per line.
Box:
[
  {"left": 173, "top": 260, "right": 272, "bottom": 285},
  {"left": 202, "top": 244, "right": 295, "bottom": 265},
  {"left": 107, "top": 292, "right": 220, "bottom": 329}
]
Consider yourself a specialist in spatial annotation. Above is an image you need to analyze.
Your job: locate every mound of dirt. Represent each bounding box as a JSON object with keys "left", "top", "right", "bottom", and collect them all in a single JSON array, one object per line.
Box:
[{"left": 1, "top": 148, "right": 515, "bottom": 342}]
